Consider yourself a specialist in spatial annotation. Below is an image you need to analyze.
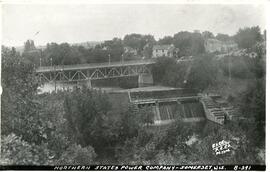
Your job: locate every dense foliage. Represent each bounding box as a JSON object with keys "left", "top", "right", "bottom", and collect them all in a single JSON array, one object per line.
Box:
[
  {"left": 234, "top": 26, "right": 263, "bottom": 49},
  {"left": 152, "top": 54, "right": 218, "bottom": 91},
  {"left": 1, "top": 26, "right": 265, "bottom": 165}
]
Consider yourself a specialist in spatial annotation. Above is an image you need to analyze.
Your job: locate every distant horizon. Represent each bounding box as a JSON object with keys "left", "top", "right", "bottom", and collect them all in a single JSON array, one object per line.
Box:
[
  {"left": 3, "top": 26, "right": 265, "bottom": 48},
  {"left": 2, "top": 4, "right": 265, "bottom": 47},
  {"left": 6, "top": 40, "right": 104, "bottom": 48}
]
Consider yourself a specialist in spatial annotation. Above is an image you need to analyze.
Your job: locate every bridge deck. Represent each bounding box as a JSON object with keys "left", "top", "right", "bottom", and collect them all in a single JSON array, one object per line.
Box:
[{"left": 36, "top": 59, "right": 155, "bottom": 73}]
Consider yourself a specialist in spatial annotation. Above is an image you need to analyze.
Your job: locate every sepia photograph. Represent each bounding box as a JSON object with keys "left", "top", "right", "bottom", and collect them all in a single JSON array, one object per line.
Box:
[{"left": 0, "top": 0, "right": 267, "bottom": 170}]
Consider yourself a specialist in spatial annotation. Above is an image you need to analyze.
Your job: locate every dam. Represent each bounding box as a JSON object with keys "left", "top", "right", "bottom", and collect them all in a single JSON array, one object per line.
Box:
[{"left": 110, "top": 86, "right": 206, "bottom": 125}]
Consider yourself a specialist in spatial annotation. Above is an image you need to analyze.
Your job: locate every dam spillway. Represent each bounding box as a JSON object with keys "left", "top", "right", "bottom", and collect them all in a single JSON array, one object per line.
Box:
[
  {"left": 124, "top": 86, "right": 206, "bottom": 125},
  {"left": 151, "top": 101, "right": 205, "bottom": 125},
  {"left": 108, "top": 86, "right": 240, "bottom": 126}
]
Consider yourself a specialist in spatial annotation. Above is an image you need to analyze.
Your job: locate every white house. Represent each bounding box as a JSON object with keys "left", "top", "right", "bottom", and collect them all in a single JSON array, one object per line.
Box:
[{"left": 152, "top": 44, "right": 178, "bottom": 58}]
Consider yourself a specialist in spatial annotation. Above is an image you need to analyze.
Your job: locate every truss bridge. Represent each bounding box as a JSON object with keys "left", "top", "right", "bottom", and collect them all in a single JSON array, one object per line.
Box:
[{"left": 36, "top": 59, "right": 155, "bottom": 87}]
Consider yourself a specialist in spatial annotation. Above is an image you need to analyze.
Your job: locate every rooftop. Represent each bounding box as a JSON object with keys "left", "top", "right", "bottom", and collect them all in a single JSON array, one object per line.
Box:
[{"left": 153, "top": 44, "right": 174, "bottom": 50}]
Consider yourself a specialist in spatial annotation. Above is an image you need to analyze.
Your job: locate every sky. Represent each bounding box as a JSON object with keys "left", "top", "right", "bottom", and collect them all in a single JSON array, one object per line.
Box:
[{"left": 1, "top": 3, "right": 266, "bottom": 47}]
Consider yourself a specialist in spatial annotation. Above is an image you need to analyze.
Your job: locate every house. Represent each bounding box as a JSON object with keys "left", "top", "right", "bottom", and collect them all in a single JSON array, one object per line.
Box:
[
  {"left": 205, "top": 39, "right": 238, "bottom": 53},
  {"left": 124, "top": 46, "right": 137, "bottom": 56},
  {"left": 152, "top": 44, "right": 178, "bottom": 58}
]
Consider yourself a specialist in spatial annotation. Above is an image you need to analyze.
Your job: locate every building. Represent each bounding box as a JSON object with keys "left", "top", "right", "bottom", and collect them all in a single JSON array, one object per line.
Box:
[
  {"left": 152, "top": 44, "right": 178, "bottom": 58},
  {"left": 204, "top": 39, "right": 238, "bottom": 53},
  {"left": 124, "top": 46, "right": 137, "bottom": 56}
]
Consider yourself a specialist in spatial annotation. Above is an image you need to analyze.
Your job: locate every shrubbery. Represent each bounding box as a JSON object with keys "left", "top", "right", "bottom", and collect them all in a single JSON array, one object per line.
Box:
[{"left": 0, "top": 134, "right": 52, "bottom": 165}]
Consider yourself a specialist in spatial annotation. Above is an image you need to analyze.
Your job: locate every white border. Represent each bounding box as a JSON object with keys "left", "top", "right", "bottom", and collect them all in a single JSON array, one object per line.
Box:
[
  {"left": 0, "top": 0, "right": 268, "bottom": 5},
  {"left": 0, "top": 1, "right": 269, "bottom": 172}
]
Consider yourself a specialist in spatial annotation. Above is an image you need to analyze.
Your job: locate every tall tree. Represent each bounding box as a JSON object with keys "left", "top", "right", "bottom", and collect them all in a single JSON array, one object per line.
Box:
[
  {"left": 123, "top": 34, "right": 156, "bottom": 55},
  {"left": 202, "top": 31, "right": 214, "bottom": 39},
  {"left": 24, "top": 40, "right": 36, "bottom": 52},
  {"left": 1, "top": 46, "right": 53, "bottom": 144},
  {"left": 158, "top": 36, "right": 174, "bottom": 45},
  {"left": 173, "top": 31, "right": 205, "bottom": 57},
  {"left": 234, "top": 26, "right": 262, "bottom": 49},
  {"left": 186, "top": 54, "right": 218, "bottom": 91},
  {"left": 63, "top": 87, "right": 117, "bottom": 153},
  {"left": 216, "top": 33, "right": 231, "bottom": 42}
]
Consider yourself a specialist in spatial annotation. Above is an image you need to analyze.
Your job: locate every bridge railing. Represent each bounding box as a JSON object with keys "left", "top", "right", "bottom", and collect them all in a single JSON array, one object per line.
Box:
[{"left": 36, "top": 59, "right": 156, "bottom": 72}]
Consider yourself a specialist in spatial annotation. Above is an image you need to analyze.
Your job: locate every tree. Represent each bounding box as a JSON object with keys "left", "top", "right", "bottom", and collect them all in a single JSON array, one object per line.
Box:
[
  {"left": 239, "top": 79, "right": 265, "bottom": 147},
  {"left": 152, "top": 57, "right": 193, "bottom": 88},
  {"left": 186, "top": 54, "right": 218, "bottom": 91},
  {"left": 173, "top": 31, "right": 205, "bottom": 56},
  {"left": 219, "top": 56, "right": 253, "bottom": 79},
  {"left": 152, "top": 57, "right": 177, "bottom": 84},
  {"left": 63, "top": 87, "right": 118, "bottom": 153},
  {"left": 158, "top": 36, "right": 174, "bottom": 45},
  {"left": 118, "top": 104, "right": 154, "bottom": 140},
  {"left": 56, "top": 144, "right": 96, "bottom": 165},
  {"left": 24, "top": 40, "right": 36, "bottom": 52},
  {"left": 234, "top": 26, "right": 262, "bottom": 49},
  {"left": 1, "top": 47, "right": 77, "bottom": 165},
  {"left": 1, "top": 47, "right": 47, "bottom": 144},
  {"left": 0, "top": 134, "right": 52, "bottom": 165},
  {"left": 42, "top": 43, "right": 84, "bottom": 65},
  {"left": 216, "top": 33, "right": 231, "bottom": 42},
  {"left": 202, "top": 31, "right": 214, "bottom": 39},
  {"left": 123, "top": 34, "right": 156, "bottom": 55},
  {"left": 100, "top": 37, "right": 124, "bottom": 62}
]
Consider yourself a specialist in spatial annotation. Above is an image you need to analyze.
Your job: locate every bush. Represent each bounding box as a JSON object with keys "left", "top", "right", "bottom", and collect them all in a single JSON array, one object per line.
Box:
[
  {"left": 57, "top": 144, "right": 96, "bottom": 165},
  {"left": 0, "top": 134, "right": 51, "bottom": 165}
]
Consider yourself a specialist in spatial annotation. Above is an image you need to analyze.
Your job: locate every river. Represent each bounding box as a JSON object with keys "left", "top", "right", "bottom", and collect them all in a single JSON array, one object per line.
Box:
[{"left": 38, "top": 81, "right": 124, "bottom": 94}]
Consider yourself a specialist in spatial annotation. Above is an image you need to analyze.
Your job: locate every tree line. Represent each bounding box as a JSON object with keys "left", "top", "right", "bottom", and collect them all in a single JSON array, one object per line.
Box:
[{"left": 20, "top": 26, "right": 265, "bottom": 67}]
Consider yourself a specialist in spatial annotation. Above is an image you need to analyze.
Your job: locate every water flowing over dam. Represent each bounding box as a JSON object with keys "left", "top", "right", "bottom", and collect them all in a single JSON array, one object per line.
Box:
[
  {"left": 151, "top": 101, "right": 205, "bottom": 125},
  {"left": 111, "top": 86, "right": 206, "bottom": 125}
]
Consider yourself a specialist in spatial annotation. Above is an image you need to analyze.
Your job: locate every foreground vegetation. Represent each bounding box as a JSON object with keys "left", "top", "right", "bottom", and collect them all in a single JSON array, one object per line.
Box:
[
  {"left": 1, "top": 26, "right": 265, "bottom": 165},
  {"left": 1, "top": 49, "right": 265, "bottom": 165}
]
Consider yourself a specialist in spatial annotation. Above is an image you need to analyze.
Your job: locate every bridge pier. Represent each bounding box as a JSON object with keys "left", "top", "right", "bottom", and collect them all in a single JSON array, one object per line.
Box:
[
  {"left": 138, "top": 73, "right": 153, "bottom": 87},
  {"left": 154, "top": 102, "right": 161, "bottom": 123},
  {"left": 87, "top": 79, "right": 92, "bottom": 88}
]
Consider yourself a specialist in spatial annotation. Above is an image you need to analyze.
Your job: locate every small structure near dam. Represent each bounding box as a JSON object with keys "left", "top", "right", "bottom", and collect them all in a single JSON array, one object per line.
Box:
[{"left": 200, "top": 94, "right": 241, "bottom": 124}]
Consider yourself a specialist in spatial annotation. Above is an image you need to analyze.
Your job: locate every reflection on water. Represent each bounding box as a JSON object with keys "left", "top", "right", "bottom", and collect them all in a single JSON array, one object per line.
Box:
[
  {"left": 38, "top": 81, "right": 124, "bottom": 94},
  {"left": 38, "top": 82, "right": 78, "bottom": 93}
]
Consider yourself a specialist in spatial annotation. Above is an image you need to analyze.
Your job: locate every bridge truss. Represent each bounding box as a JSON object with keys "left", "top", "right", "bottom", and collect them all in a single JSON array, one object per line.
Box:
[{"left": 36, "top": 63, "right": 152, "bottom": 83}]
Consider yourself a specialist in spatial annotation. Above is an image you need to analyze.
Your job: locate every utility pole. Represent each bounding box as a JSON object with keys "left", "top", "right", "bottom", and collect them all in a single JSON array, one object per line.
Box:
[
  {"left": 108, "top": 54, "right": 111, "bottom": 65},
  {"left": 228, "top": 57, "right": 231, "bottom": 80},
  {"left": 228, "top": 56, "right": 231, "bottom": 91},
  {"left": 54, "top": 65, "right": 56, "bottom": 92},
  {"left": 40, "top": 58, "right": 42, "bottom": 67},
  {"left": 62, "top": 67, "right": 64, "bottom": 90},
  {"left": 121, "top": 54, "right": 124, "bottom": 64}
]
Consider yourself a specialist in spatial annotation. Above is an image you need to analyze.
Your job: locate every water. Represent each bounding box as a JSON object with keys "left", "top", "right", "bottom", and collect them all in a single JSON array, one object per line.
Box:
[
  {"left": 152, "top": 101, "right": 206, "bottom": 124},
  {"left": 38, "top": 81, "right": 123, "bottom": 94},
  {"left": 38, "top": 82, "right": 78, "bottom": 93}
]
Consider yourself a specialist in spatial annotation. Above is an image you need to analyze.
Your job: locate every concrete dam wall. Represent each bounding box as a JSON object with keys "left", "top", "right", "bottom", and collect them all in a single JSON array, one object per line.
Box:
[
  {"left": 127, "top": 87, "right": 205, "bottom": 125},
  {"left": 149, "top": 101, "right": 205, "bottom": 125}
]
